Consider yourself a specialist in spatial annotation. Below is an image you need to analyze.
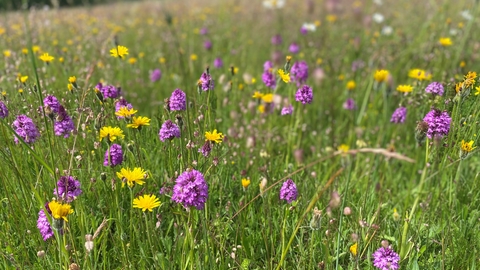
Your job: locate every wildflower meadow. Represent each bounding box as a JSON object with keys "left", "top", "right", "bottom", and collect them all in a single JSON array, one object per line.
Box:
[{"left": 1, "top": 0, "right": 480, "bottom": 269}]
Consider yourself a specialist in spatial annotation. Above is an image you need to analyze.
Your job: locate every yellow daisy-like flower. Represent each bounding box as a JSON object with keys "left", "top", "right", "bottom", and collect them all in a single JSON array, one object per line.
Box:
[
  {"left": 19, "top": 76, "right": 28, "bottom": 83},
  {"left": 408, "top": 69, "right": 431, "bottom": 81},
  {"left": 463, "top": 71, "right": 477, "bottom": 88},
  {"left": 3, "top": 50, "right": 11, "bottom": 57},
  {"left": 252, "top": 91, "right": 264, "bottom": 99},
  {"left": 241, "top": 178, "right": 251, "bottom": 188},
  {"left": 117, "top": 167, "right": 147, "bottom": 187},
  {"left": 59, "top": 57, "right": 64, "bottom": 63},
  {"left": 338, "top": 144, "right": 350, "bottom": 153},
  {"left": 128, "top": 57, "right": 137, "bottom": 64},
  {"left": 110, "top": 45, "right": 129, "bottom": 58},
  {"left": 48, "top": 201, "right": 74, "bottom": 222},
  {"left": 455, "top": 82, "right": 464, "bottom": 94},
  {"left": 68, "top": 83, "right": 74, "bottom": 91},
  {"left": 460, "top": 140, "right": 476, "bottom": 153},
  {"left": 159, "top": 57, "right": 166, "bottom": 64},
  {"left": 349, "top": 243, "right": 358, "bottom": 257},
  {"left": 374, "top": 69, "right": 389, "bottom": 82},
  {"left": 39, "top": 53, "right": 54, "bottom": 63},
  {"left": 393, "top": 208, "right": 400, "bottom": 221},
  {"left": 396, "top": 84, "right": 413, "bottom": 93},
  {"left": 258, "top": 104, "right": 265, "bottom": 113},
  {"left": 21, "top": 48, "right": 28, "bottom": 55},
  {"left": 115, "top": 107, "right": 138, "bottom": 118},
  {"left": 127, "top": 116, "right": 151, "bottom": 129},
  {"left": 278, "top": 69, "right": 291, "bottom": 83},
  {"left": 190, "top": 54, "right": 198, "bottom": 61},
  {"left": 99, "top": 126, "right": 125, "bottom": 142},
  {"left": 439, "top": 37, "right": 452, "bottom": 46},
  {"left": 205, "top": 129, "right": 224, "bottom": 144},
  {"left": 261, "top": 93, "right": 274, "bottom": 103},
  {"left": 133, "top": 194, "right": 161, "bottom": 212},
  {"left": 68, "top": 76, "right": 76, "bottom": 84},
  {"left": 475, "top": 86, "right": 480, "bottom": 96},
  {"left": 32, "top": 46, "right": 41, "bottom": 53},
  {"left": 346, "top": 80, "right": 356, "bottom": 90}
]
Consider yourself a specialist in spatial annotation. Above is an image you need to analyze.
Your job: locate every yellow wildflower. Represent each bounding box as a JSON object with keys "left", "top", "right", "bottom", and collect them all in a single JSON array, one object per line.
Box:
[
  {"left": 32, "top": 46, "right": 41, "bottom": 53},
  {"left": 338, "top": 144, "right": 350, "bottom": 153},
  {"left": 262, "top": 93, "right": 274, "bottom": 103},
  {"left": 68, "top": 76, "right": 76, "bottom": 84},
  {"left": 439, "top": 37, "right": 452, "bottom": 46},
  {"left": 463, "top": 71, "right": 477, "bottom": 88},
  {"left": 475, "top": 86, "right": 480, "bottom": 96},
  {"left": 252, "top": 91, "right": 264, "bottom": 99},
  {"left": 408, "top": 69, "right": 431, "bottom": 81},
  {"left": 39, "top": 53, "right": 54, "bottom": 63},
  {"left": 349, "top": 243, "right": 358, "bottom": 257},
  {"left": 374, "top": 70, "right": 388, "bottom": 82},
  {"left": 396, "top": 85, "right": 413, "bottom": 93},
  {"left": 99, "top": 126, "right": 125, "bottom": 142},
  {"left": 278, "top": 69, "right": 290, "bottom": 83},
  {"left": 48, "top": 201, "right": 74, "bottom": 222},
  {"left": 68, "top": 83, "right": 73, "bottom": 91},
  {"left": 19, "top": 76, "right": 28, "bottom": 84},
  {"left": 117, "top": 167, "right": 147, "bottom": 187},
  {"left": 190, "top": 54, "right": 198, "bottom": 61},
  {"left": 456, "top": 82, "right": 464, "bottom": 94},
  {"left": 128, "top": 57, "right": 137, "bottom": 64},
  {"left": 3, "top": 50, "right": 11, "bottom": 57},
  {"left": 127, "top": 116, "right": 151, "bottom": 129},
  {"left": 241, "top": 178, "right": 251, "bottom": 188},
  {"left": 346, "top": 80, "right": 356, "bottom": 90},
  {"left": 115, "top": 107, "right": 137, "bottom": 118},
  {"left": 205, "top": 129, "right": 224, "bottom": 144},
  {"left": 258, "top": 104, "right": 265, "bottom": 113},
  {"left": 133, "top": 194, "right": 161, "bottom": 212},
  {"left": 461, "top": 140, "right": 476, "bottom": 153},
  {"left": 110, "top": 45, "right": 129, "bottom": 58}
]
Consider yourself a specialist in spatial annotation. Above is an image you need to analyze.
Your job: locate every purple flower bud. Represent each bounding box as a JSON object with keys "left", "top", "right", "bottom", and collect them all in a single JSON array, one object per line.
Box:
[
  {"left": 213, "top": 57, "right": 224, "bottom": 68},
  {"left": 37, "top": 205, "right": 54, "bottom": 241},
  {"left": 150, "top": 69, "right": 162, "bottom": 82},
  {"left": 0, "top": 101, "right": 8, "bottom": 119},
  {"left": 159, "top": 120, "right": 181, "bottom": 141},
  {"left": 390, "top": 107, "right": 407, "bottom": 123},
  {"left": 423, "top": 109, "right": 451, "bottom": 138},
  {"left": 372, "top": 246, "right": 400, "bottom": 270},
  {"left": 271, "top": 34, "right": 283, "bottom": 46},
  {"left": 172, "top": 169, "right": 208, "bottom": 210},
  {"left": 280, "top": 179, "right": 298, "bottom": 203},
  {"left": 281, "top": 105, "right": 294, "bottom": 115},
  {"left": 12, "top": 114, "right": 40, "bottom": 144},
  {"left": 295, "top": 85, "right": 313, "bottom": 104},
  {"left": 43, "top": 95, "right": 60, "bottom": 113},
  {"left": 343, "top": 98, "right": 357, "bottom": 110},
  {"left": 104, "top": 144, "right": 123, "bottom": 167},
  {"left": 54, "top": 106, "right": 74, "bottom": 138},
  {"left": 54, "top": 176, "right": 82, "bottom": 202},
  {"left": 425, "top": 82, "right": 444, "bottom": 96},
  {"left": 290, "top": 61, "right": 309, "bottom": 85},
  {"left": 289, "top": 42, "right": 300, "bottom": 54},
  {"left": 198, "top": 72, "right": 214, "bottom": 91},
  {"left": 204, "top": 40, "right": 212, "bottom": 50},
  {"left": 169, "top": 89, "right": 186, "bottom": 111}
]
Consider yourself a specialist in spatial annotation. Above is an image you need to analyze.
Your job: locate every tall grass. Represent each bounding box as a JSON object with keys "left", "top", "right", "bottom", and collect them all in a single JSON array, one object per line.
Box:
[{"left": 0, "top": 0, "right": 479, "bottom": 269}]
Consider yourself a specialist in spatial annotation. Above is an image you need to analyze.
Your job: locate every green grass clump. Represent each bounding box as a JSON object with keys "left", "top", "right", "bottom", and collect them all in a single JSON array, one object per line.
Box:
[{"left": 0, "top": 0, "right": 480, "bottom": 269}]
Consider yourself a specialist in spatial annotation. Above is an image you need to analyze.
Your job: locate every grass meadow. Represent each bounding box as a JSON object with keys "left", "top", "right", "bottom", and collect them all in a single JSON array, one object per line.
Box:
[{"left": 1, "top": 0, "right": 480, "bottom": 269}]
